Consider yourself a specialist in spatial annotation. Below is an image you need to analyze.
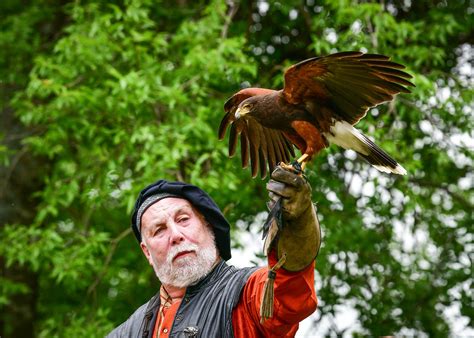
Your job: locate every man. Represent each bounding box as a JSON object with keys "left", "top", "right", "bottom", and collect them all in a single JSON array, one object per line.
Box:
[{"left": 107, "top": 166, "right": 321, "bottom": 337}]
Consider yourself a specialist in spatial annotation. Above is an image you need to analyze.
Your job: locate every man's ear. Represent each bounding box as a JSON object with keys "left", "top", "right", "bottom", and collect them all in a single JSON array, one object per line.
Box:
[{"left": 140, "top": 241, "right": 153, "bottom": 266}]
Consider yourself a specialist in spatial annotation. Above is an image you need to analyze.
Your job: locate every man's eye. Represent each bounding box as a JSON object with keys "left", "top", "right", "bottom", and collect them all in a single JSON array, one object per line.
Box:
[
  {"left": 177, "top": 216, "right": 189, "bottom": 223},
  {"left": 153, "top": 227, "right": 164, "bottom": 236}
]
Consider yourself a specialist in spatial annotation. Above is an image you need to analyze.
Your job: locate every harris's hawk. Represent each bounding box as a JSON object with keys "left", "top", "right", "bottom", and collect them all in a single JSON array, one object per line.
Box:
[{"left": 218, "top": 51, "right": 415, "bottom": 178}]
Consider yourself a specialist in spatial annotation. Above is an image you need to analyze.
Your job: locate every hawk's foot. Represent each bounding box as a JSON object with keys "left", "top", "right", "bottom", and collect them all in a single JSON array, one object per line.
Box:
[{"left": 279, "top": 161, "right": 304, "bottom": 176}]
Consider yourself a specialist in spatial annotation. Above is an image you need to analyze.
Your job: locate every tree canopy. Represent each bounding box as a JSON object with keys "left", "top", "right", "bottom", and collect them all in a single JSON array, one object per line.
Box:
[{"left": 1, "top": 0, "right": 472, "bottom": 336}]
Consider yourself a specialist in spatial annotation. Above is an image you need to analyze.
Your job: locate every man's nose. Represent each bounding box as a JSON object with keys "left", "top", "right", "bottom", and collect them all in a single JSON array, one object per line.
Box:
[{"left": 169, "top": 223, "right": 185, "bottom": 245}]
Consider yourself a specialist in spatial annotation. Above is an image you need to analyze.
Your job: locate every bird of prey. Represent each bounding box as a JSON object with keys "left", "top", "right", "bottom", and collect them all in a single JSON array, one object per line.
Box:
[{"left": 218, "top": 51, "right": 415, "bottom": 178}]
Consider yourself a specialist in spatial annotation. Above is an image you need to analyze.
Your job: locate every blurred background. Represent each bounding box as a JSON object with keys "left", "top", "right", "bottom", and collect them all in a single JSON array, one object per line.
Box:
[{"left": 1, "top": 0, "right": 472, "bottom": 336}]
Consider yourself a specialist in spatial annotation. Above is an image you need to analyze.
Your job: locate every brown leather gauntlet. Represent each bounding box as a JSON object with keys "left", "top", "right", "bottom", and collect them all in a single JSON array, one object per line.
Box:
[{"left": 266, "top": 166, "right": 322, "bottom": 271}]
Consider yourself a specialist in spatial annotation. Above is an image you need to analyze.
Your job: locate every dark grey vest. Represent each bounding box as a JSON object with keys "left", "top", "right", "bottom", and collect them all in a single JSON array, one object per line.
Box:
[{"left": 107, "top": 261, "right": 257, "bottom": 338}]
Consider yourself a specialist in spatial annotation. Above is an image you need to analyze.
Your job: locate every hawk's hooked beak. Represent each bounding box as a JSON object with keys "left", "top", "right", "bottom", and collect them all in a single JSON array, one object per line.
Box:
[{"left": 235, "top": 106, "right": 250, "bottom": 119}]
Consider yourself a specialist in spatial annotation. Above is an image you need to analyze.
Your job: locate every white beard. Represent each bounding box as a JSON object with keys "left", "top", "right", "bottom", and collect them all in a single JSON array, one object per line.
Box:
[{"left": 149, "top": 231, "right": 218, "bottom": 288}]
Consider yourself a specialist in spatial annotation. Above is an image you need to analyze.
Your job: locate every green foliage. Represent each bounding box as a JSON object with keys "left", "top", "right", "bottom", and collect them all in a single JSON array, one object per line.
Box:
[
  {"left": 0, "top": 277, "right": 29, "bottom": 306},
  {"left": 1, "top": 225, "right": 109, "bottom": 286},
  {"left": 1, "top": 0, "right": 472, "bottom": 336}
]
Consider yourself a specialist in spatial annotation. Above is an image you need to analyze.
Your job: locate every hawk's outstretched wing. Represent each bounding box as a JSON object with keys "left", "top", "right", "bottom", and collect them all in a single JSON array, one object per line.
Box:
[{"left": 283, "top": 51, "right": 414, "bottom": 125}]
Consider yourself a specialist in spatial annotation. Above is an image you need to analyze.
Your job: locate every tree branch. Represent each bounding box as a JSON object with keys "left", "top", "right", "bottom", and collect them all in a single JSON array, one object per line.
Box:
[
  {"left": 1, "top": 147, "right": 28, "bottom": 195},
  {"left": 87, "top": 228, "right": 132, "bottom": 296},
  {"left": 365, "top": 15, "right": 378, "bottom": 50},
  {"left": 221, "top": 1, "right": 240, "bottom": 39}
]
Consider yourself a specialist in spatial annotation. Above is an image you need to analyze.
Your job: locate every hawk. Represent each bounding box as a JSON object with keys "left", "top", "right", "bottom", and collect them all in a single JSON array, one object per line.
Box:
[{"left": 218, "top": 51, "right": 414, "bottom": 178}]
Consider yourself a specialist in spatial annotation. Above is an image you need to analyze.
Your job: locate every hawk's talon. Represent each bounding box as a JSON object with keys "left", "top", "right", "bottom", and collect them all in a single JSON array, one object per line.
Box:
[
  {"left": 279, "top": 161, "right": 305, "bottom": 176},
  {"left": 290, "top": 160, "right": 303, "bottom": 174}
]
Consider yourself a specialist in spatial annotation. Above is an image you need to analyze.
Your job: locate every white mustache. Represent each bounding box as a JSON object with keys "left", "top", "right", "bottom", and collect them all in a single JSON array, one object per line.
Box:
[{"left": 167, "top": 243, "right": 199, "bottom": 264}]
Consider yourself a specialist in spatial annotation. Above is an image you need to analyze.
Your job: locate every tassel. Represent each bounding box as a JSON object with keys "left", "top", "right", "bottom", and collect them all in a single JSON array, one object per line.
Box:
[{"left": 260, "top": 253, "right": 287, "bottom": 324}]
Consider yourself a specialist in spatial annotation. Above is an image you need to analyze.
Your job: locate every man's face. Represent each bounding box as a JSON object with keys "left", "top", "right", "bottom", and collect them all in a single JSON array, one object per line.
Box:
[{"left": 140, "top": 197, "right": 218, "bottom": 288}]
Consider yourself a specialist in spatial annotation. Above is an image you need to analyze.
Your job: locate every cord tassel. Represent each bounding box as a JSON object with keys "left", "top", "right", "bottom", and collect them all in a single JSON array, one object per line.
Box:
[{"left": 260, "top": 253, "right": 287, "bottom": 324}]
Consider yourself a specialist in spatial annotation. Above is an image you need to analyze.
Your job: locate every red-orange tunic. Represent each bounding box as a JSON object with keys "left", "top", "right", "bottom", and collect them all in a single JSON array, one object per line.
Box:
[{"left": 153, "top": 252, "right": 317, "bottom": 337}]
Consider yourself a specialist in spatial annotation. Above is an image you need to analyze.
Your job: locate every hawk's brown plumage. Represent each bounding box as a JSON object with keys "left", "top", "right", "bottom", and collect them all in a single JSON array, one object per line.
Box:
[{"left": 218, "top": 51, "right": 415, "bottom": 178}]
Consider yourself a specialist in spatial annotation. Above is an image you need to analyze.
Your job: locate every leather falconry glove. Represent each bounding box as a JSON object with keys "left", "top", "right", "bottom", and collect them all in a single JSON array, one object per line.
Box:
[{"left": 266, "top": 166, "right": 321, "bottom": 271}]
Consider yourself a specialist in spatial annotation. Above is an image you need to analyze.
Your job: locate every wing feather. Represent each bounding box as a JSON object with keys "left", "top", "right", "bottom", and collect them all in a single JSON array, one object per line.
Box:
[
  {"left": 278, "top": 133, "right": 295, "bottom": 163},
  {"left": 228, "top": 123, "right": 239, "bottom": 157},
  {"left": 255, "top": 123, "right": 269, "bottom": 178},
  {"left": 249, "top": 139, "right": 259, "bottom": 178},
  {"left": 247, "top": 120, "right": 261, "bottom": 178},
  {"left": 258, "top": 146, "right": 267, "bottom": 178},
  {"left": 371, "top": 66, "right": 413, "bottom": 79},
  {"left": 262, "top": 128, "right": 277, "bottom": 173},
  {"left": 285, "top": 137, "right": 296, "bottom": 159},
  {"left": 375, "top": 73, "right": 415, "bottom": 89},
  {"left": 271, "top": 132, "right": 285, "bottom": 165},
  {"left": 283, "top": 51, "right": 415, "bottom": 125},
  {"left": 218, "top": 112, "right": 234, "bottom": 140},
  {"left": 240, "top": 132, "right": 249, "bottom": 168},
  {"left": 357, "top": 53, "right": 390, "bottom": 60}
]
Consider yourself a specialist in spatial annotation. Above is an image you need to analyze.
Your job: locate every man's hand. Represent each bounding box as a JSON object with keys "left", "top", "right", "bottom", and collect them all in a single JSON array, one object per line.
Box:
[
  {"left": 265, "top": 165, "right": 321, "bottom": 271},
  {"left": 266, "top": 166, "right": 312, "bottom": 220}
]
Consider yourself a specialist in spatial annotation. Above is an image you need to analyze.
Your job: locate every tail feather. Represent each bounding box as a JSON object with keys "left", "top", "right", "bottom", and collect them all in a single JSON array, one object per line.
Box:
[
  {"left": 357, "top": 134, "right": 407, "bottom": 175},
  {"left": 324, "top": 120, "right": 407, "bottom": 175}
]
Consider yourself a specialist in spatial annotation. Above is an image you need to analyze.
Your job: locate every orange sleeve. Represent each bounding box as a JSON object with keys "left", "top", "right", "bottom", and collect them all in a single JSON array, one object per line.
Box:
[{"left": 232, "top": 251, "right": 317, "bottom": 337}]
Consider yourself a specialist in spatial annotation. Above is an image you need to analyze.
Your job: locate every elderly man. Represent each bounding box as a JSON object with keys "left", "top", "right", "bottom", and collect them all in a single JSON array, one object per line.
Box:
[{"left": 107, "top": 166, "right": 321, "bottom": 337}]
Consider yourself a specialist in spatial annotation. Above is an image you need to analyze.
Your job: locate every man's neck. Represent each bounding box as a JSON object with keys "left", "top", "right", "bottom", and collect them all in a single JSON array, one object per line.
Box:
[{"left": 161, "top": 284, "right": 186, "bottom": 302}]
